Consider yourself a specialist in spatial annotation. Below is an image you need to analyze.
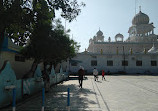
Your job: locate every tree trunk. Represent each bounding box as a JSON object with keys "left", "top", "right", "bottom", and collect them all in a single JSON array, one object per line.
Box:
[
  {"left": 43, "top": 61, "right": 48, "bottom": 76},
  {"left": 23, "top": 59, "right": 39, "bottom": 78},
  {"left": 0, "top": 29, "right": 5, "bottom": 53},
  {"left": 48, "top": 62, "right": 53, "bottom": 73},
  {"left": 43, "top": 61, "right": 50, "bottom": 92},
  {"left": 30, "top": 59, "right": 39, "bottom": 74},
  {"left": 53, "top": 61, "right": 57, "bottom": 70}
]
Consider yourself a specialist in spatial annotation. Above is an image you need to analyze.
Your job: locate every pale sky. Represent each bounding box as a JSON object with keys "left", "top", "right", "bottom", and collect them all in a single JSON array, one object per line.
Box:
[{"left": 57, "top": 0, "right": 158, "bottom": 52}]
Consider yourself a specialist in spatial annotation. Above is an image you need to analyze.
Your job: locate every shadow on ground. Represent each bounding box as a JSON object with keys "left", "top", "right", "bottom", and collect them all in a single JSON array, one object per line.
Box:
[
  {"left": 45, "top": 81, "right": 97, "bottom": 110},
  {"left": 69, "top": 76, "right": 88, "bottom": 80},
  {"left": 2, "top": 77, "right": 98, "bottom": 111}
]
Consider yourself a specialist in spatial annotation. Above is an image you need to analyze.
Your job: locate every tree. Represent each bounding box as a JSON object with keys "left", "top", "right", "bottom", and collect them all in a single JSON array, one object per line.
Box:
[
  {"left": 0, "top": 0, "right": 85, "bottom": 50},
  {"left": 0, "top": 0, "right": 33, "bottom": 50},
  {"left": 0, "top": 0, "right": 84, "bottom": 78},
  {"left": 22, "top": 18, "right": 80, "bottom": 78},
  {"left": 47, "top": 0, "right": 85, "bottom": 22}
]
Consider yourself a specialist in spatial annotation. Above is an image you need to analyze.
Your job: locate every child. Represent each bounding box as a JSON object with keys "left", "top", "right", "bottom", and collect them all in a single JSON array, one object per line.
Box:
[{"left": 102, "top": 70, "right": 106, "bottom": 80}]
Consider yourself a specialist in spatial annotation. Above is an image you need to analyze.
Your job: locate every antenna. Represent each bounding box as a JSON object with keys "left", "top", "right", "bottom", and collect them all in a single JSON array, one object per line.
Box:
[
  {"left": 135, "top": 0, "right": 138, "bottom": 15},
  {"left": 139, "top": 6, "right": 141, "bottom": 12},
  {"left": 135, "top": 0, "right": 136, "bottom": 15}
]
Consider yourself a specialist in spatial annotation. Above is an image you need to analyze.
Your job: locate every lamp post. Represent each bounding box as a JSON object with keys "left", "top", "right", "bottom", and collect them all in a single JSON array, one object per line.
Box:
[
  {"left": 68, "top": 58, "right": 71, "bottom": 79},
  {"left": 123, "top": 46, "right": 125, "bottom": 71}
]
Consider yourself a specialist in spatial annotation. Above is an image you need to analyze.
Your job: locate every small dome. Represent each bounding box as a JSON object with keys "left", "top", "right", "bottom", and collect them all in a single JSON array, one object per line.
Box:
[
  {"left": 93, "top": 36, "right": 97, "bottom": 41},
  {"left": 97, "top": 30, "right": 103, "bottom": 36},
  {"left": 132, "top": 11, "right": 149, "bottom": 25},
  {"left": 89, "top": 38, "right": 92, "bottom": 41},
  {"left": 89, "top": 38, "right": 93, "bottom": 43},
  {"left": 115, "top": 33, "right": 124, "bottom": 38},
  {"left": 115, "top": 33, "right": 124, "bottom": 42}
]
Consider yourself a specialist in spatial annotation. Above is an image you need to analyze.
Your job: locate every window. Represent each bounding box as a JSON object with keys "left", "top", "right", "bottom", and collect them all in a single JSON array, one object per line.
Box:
[
  {"left": 91, "top": 60, "right": 97, "bottom": 66},
  {"left": 15, "top": 55, "right": 25, "bottom": 62},
  {"left": 122, "top": 60, "right": 128, "bottom": 66},
  {"left": 136, "top": 60, "right": 142, "bottom": 66},
  {"left": 107, "top": 60, "right": 113, "bottom": 66},
  {"left": 151, "top": 61, "right": 157, "bottom": 66}
]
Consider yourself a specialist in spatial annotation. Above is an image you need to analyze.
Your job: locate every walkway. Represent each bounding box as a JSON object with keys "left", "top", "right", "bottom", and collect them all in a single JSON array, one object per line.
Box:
[{"left": 2, "top": 75, "right": 158, "bottom": 111}]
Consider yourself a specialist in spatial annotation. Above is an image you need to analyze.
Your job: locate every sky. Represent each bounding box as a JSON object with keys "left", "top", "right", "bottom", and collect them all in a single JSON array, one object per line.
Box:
[{"left": 57, "top": 0, "right": 158, "bottom": 52}]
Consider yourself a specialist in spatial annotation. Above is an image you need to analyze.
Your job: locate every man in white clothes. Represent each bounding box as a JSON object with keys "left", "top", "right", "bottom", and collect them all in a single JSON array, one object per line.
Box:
[{"left": 93, "top": 68, "right": 98, "bottom": 81}]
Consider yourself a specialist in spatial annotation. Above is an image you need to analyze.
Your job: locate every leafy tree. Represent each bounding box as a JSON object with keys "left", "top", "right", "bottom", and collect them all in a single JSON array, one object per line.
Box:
[
  {"left": 45, "top": 0, "right": 85, "bottom": 22},
  {"left": 0, "top": 0, "right": 84, "bottom": 78},
  {"left": 0, "top": 0, "right": 33, "bottom": 50},
  {"left": 0, "top": 0, "right": 85, "bottom": 50},
  {"left": 22, "top": 18, "right": 80, "bottom": 78},
  {"left": 21, "top": 0, "right": 53, "bottom": 77}
]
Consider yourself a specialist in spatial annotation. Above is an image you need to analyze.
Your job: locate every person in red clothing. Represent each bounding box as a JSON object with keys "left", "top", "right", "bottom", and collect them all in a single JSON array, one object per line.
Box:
[
  {"left": 102, "top": 70, "right": 106, "bottom": 80},
  {"left": 78, "top": 66, "right": 85, "bottom": 88}
]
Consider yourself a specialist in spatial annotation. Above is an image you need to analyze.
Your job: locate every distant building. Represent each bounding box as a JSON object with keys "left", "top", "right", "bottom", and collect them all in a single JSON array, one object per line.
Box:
[
  {"left": 70, "top": 10, "right": 158, "bottom": 74},
  {"left": 0, "top": 37, "right": 68, "bottom": 79}
]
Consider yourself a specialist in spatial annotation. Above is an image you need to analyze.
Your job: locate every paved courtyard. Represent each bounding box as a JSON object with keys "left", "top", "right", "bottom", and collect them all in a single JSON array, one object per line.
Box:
[{"left": 2, "top": 75, "right": 158, "bottom": 111}]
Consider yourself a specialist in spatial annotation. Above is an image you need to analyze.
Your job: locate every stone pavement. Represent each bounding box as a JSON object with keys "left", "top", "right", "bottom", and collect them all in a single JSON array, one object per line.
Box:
[{"left": 2, "top": 75, "right": 158, "bottom": 111}]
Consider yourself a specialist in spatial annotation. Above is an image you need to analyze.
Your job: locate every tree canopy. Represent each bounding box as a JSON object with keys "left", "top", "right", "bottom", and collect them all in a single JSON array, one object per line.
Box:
[
  {"left": 20, "top": 0, "right": 82, "bottom": 77},
  {"left": 0, "top": 0, "right": 84, "bottom": 78},
  {"left": 0, "top": 0, "right": 85, "bottom": 49},
  {"left": 0, "top": 0, "right": 33, "bottom": 48}
]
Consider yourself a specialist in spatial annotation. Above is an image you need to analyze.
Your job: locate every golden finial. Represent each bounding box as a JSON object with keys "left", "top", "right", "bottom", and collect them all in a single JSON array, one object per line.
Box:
[
  {"left": 144, "top": 48, "right": 147, "bottom": 54},
  {"left": 101, "top": 49, "right": 103, "bottom": 54},
  {"left": 130, "top": 48, "right": 133, "bottom": 55},
  {"left": 116, "top": 47, "right": 118, "bottom": 55}
]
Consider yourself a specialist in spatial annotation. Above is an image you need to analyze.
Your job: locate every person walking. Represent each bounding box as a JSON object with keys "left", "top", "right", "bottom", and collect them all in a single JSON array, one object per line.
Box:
[
  {"left": 102, "top": 70, "right": 106, "bottom": 80},
  {"left": 78, "top": 66, "right": 85, "bottom": 88},
  {"left": 93, "top": 68, "right": 98, "bottom": 81}
]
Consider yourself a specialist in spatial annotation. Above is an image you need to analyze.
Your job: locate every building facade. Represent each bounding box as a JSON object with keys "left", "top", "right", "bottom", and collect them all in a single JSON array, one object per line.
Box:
[
  {"left": 0, "top": 37, "right": 68, "bottom": 79},
  {"left": 70, "top": 10, "right": 158, "bottom": 74}
]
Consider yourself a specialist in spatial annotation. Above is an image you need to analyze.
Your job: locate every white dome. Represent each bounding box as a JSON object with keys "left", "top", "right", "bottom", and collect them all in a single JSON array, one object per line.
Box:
[
  {"left": 96, "top": 30, "right": 103, "bottom": 36},
  {"left": 115, "top": 33, "right": 124, "bottom": 38},
  {"left": 115, "top": 33, "right": 124, "bottom": 42},
  {"left": 132, "top": 11, "right": 149, "bottom": 25}
]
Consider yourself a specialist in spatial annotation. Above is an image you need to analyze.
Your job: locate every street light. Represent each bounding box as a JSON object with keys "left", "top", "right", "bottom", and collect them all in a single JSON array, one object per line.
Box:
[{"left": 123, "top": 46, "right": 125, "bottom": 71}]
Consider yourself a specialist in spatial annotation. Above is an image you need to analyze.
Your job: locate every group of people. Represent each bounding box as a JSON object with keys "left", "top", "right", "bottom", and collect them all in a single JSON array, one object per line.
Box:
[
  {"left": 78, "top": 66, "right": 106, "bottom": 88},
  {"left": 93, "top": 68, "right": 106, "bottom": 81}
]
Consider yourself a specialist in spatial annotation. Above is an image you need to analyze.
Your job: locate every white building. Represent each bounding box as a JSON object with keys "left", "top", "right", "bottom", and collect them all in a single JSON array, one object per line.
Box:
[
  {"left": 0, "top": 37, "right": 68, "bottom": 79},
  {"left": 70, "top": 9, "right": 158, "bottom": 74}
]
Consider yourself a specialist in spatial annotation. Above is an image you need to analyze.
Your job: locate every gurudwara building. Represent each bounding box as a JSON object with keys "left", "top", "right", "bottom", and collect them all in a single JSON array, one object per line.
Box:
[{"left": 70, "top": 9, "right": 158, "bottom": 74}]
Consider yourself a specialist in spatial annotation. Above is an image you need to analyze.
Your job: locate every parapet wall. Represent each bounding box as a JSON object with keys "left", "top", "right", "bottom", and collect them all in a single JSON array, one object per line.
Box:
[{"left": 0, "top": 61, "right": 69, "bottom": 108}]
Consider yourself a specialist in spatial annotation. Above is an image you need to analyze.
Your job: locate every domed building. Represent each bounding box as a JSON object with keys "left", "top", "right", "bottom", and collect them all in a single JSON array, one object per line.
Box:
[
  {"left": 69, "top": 9, "right": 158, "bottom": 74},
  {"left": 95, "top": 30, "right": 104, "bottom": 42},
  {"left": 87, "top": 9, "right": 158, "bottom": 54},
  {"left": 127, "top": 9, "right": 157, "bottom": 43},
  {"left": 115, "top": 33, "right": 124, "bottom": 42}
]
